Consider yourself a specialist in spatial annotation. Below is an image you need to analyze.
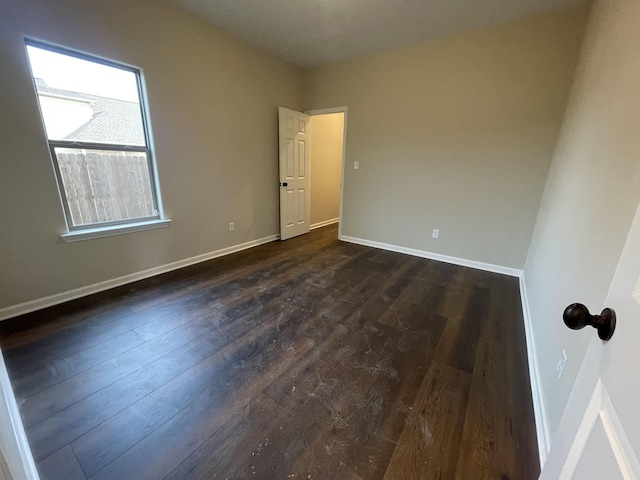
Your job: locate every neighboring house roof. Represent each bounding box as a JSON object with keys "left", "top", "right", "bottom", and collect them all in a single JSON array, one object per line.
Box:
[{"left": 35, "top": 78, "right": 145, "bottom": 146}]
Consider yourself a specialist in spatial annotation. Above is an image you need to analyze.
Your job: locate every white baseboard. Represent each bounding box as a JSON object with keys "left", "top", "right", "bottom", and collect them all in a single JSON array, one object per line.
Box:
[
  {"left": 0, "top": 354, "right": 40, "bottom": 480},
  {"left": 519, "top": 274, "right": 551, "bottom": 468},
  {"left": 0, "top": 234, "right": 279, "bottom": 322},
  {"left": 310, "top": 218, "right": 339, "bottom": 230},
  {"left": 338, "top": 235, "right": 522, "bottom": 277}
]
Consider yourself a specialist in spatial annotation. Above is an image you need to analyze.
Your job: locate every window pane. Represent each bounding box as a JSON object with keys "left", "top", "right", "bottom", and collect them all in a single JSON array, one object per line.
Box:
[
  {"left": 26, "top": 45, "right": 146, "bottom": 146},
  {"left": 54, "top": 148, "right": 157, "bottom": 227}
]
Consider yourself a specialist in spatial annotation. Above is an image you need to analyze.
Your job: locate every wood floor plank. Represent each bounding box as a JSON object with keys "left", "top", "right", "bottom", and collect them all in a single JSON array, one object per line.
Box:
[
  {"left": 440, "top": 285, "right": 490, "bottom": 374},
  {"left": 384, "top": 361, "right": 471, "bottom": 480},
  {"left": 0, "top": 303, "right": 134, "bottom": 351},
  {"left": 317, "top": 273, "right": 450, "bottom": 476},
  {"left": 162, "top": 393, "right": 292, "bottom": 480},
  {"left": 348, "top": 314, "right": 448, "bottom": 478},
  {"left": 87, "top": 325, "right": 314, "bottom": 479},
  {"left": 0, "top": 225, "right": 540, "bottom": 480},
  {"left": 454, "top": 275, "right": 539, "bottom": 480},
  {"left": 494, "top": 275, "right": 540, "bottom": 478},
  {"left": 454, "top": 336, "right": 506, "bottom": 480},
  {"left": 72, "top": 306, "right": 308, "bottom": 477},
  {"left": 72, "top": 258, "right": 340, "bottom": 477},
  {"left": 278, "top": 326, "right": 398, "bottom": 475},
  {"left": 258, "top": 264, "right": 448, "bottom": 478},
  {"left": 377, "top": 262, "right": 447, "bottom": 332},
  {"left": 38, "top": 446, "right": 85, "bottom": 480},
  {"left": 20, "top": 319, "right": 216, "bottom": 428},
  {"left": 261, "top": 257, "right": 426, "bottom": 415},
  {"left": 1, "top": 305, "right": 134, "bottom": 359},
  {"left": 509, "top": 286, "right": 541, "bottom": 478},
  {"left": 9, "top": 330, "right": 145, "bottom": 399},
  {"left": 236, "top": 382, "right": 367, "bottom": 480},
  {"left": 28, "top": 337, "right": 217, "bottom": 462}
]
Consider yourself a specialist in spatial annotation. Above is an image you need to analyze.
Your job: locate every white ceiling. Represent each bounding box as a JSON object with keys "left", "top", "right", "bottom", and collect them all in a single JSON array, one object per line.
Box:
[{"left": 169, "top": 0, "right": 588, "bottom": 68}]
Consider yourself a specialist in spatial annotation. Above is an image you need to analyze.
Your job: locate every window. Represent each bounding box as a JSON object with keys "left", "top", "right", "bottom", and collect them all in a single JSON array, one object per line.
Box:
[{"left": 25, "top": 41, "right": 168, "bottom": 241}]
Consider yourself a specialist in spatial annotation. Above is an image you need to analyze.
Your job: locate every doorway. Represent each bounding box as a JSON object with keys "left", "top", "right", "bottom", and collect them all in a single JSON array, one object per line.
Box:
[
  {"left": 278, "top": 106, "right": 347, "bottom": 241},
  {"left": 307, "top": 108, "right": 346, "bottom": 238}
]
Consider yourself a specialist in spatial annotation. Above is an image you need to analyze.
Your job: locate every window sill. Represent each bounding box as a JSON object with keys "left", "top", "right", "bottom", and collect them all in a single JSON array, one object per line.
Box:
[{"left": 60, "top": 219, "right": 172, "bottom": 243}]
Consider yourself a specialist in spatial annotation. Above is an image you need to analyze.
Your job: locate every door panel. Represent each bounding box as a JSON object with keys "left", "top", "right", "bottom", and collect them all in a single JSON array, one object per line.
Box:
[
  {"left": 297, "top": 188, "right": 306, "bottom": 223},
  {"left": 285, "top": 140, "right": 294, "bottom": 178},
  {"left": 561, "top": 379, "right": 637, "bottom": 479},
  {"left": 298, "top": 140, "right": 306, "bottom": 176},
  {"left": 285, "top": 190, "right": 294, "bottom": 227},
  {"left": 278, "top": 107, "right": 310, "bottom": 240},
  {"left": 572, "top": 419, "right": 624, "bottom": 480}
]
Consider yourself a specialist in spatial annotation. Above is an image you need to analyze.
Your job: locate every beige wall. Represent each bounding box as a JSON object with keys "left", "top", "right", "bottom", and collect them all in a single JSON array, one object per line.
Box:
[
  {"left": 304, "top": 7, "right": 589, "bottom": 269},
  {"left": 524, "top": 0, "right": 640, "bottom": 446},
  {"left": 309, "top": 113, "right": 344, "bottom": 226},
  {"left": 0, "top": 0, "right": 304, "bottom": 310}
]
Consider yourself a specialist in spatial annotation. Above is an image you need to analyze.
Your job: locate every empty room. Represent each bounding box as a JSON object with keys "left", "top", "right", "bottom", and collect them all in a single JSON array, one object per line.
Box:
[{"left": 1, "top": 0, "right": 640, "bottom": 479}]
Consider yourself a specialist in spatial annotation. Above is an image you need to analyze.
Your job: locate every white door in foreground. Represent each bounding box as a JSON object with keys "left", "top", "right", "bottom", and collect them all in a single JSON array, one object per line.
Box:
[
  {"left": 553, "top": 200, "right": 640, "bottom": 480},
  {"left": 278, "top": 107, "right": 310, "bottom": 241}
]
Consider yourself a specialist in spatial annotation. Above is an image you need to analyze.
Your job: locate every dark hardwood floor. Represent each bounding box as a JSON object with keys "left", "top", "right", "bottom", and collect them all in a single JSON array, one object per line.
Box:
[{"left": 0, "top": 225, "right": 539, "bottom": 479}]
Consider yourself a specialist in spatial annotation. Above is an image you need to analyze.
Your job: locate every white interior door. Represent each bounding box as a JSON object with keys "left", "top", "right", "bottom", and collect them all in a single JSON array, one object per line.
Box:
[
  {"left": 555, "top": 201, "right": 640, "bottom": 479},
  {"left": 278, "top": 107, "right": 310, "bottom": 241}
]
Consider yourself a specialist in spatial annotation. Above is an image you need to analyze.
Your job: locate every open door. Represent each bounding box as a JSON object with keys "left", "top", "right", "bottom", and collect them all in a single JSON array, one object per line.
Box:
[
  {"left": 545, "top": 202, "right": 640, "bottom": 479},
  {"left": 278, "top": 107, "right": 310, "bottom": 241}
]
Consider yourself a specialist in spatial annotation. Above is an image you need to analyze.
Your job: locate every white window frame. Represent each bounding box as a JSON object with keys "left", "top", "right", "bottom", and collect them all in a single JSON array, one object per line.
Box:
[{"left": 25, "top": 39, "right": 170, "bottom": 242}]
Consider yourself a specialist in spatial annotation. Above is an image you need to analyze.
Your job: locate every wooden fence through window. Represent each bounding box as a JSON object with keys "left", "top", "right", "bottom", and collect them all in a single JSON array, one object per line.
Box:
[{"left": 55, "top": 149, "right": 155, "bottom": 227}]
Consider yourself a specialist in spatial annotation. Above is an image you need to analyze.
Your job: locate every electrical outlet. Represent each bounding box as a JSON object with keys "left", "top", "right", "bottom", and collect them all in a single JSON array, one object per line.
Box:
[
  {"left": 354, "top": 161, "right": 359, "bottom": 170},
  {"left": 432, "top": 229, "right": 440, "bottom": 239},
  {"left": 228, "top": 222, "right": 235, "bottom": 232},
  {"left": 557, "top": 349, "right": 567, "bottom": 379}
]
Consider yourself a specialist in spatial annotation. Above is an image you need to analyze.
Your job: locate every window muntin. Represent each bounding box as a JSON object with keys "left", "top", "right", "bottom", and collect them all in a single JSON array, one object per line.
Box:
[{"left": 25, "top": 42, "right": 160, "bottom": 230}]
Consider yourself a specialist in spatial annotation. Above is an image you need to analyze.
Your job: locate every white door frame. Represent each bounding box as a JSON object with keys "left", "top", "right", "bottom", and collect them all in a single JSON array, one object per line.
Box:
[
  {"left": 305, "top": 106, "right": 348, "bottom": 239},
  {"left": 0, "top": 351, "right": 40, "bottom": 480}
]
